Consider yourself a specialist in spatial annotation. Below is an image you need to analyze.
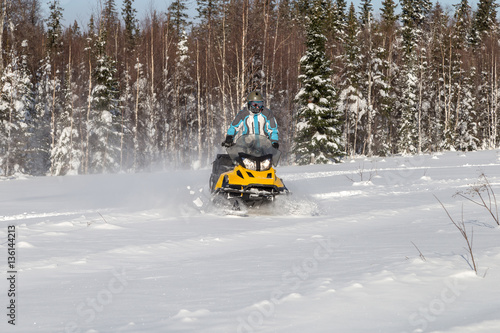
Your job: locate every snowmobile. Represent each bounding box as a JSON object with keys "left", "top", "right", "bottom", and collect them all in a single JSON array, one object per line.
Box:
[{"left": 209, "top": 134, "right": 289, "bottom": 207}]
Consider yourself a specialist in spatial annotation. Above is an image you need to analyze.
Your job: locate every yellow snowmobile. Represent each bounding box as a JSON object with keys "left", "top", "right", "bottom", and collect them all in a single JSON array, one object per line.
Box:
[{"left": 209, "top": 135, "right": 288, "bottom": 207}]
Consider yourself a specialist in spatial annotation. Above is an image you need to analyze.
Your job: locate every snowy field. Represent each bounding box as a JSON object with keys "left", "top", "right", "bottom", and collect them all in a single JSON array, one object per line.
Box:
[{"left": 2, "top": 150, "right": 500, "bottom": 333}]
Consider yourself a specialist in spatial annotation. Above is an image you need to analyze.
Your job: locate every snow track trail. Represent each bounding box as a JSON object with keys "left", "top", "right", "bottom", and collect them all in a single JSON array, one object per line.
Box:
[{"left": 2, "top": 151, "right": 500, "bottom": 332}]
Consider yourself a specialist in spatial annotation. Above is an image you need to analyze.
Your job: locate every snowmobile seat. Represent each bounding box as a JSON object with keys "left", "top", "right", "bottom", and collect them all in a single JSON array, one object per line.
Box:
[{"left": 209, "top": 154, "right": 235, "bottom": 192}]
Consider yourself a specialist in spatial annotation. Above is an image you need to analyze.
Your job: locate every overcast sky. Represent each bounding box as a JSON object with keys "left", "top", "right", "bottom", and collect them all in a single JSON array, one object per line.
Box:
[{"left": 42, "top": 0, "right": 481, "bottom": 28}]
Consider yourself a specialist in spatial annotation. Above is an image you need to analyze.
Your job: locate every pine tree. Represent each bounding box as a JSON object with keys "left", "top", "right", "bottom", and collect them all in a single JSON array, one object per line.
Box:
[
  {"left": 455, "top": 70, "right": 478, "bottom": 151},
  {"left": 359, "top": 0, "right": 373, "bottom": 27},
  {"left": 166, "top": 1, "right": 192, "bottom": 166},
  {"left": 122, "top": 0, "right": 138, "bottom": 56},
  {"left": 397, "top": 0, "right": 431, "bottom": 154},
  {"left": 451, "top": 0, "right": 478, "bottom": 151},
  {"left": 0, "top": 45, "right": 33, "bottom": 176},
  {"left": 89, "top": 25, "right": 121, "bottom": 173},
  {"left": 43, "top": 0, "right": 65, "bottom": 175},
  {"left": 358, "top": 0, "right": 381, "bottom": 156},
  {"left": 103, "top": 0, "right": 119, "bottom": 54},
  {"left": 50, "top": 60, "right": 83, "bottom": 175},
  {"left": 103, "top": 0, "right": 119, "bottom": 27},
  {"left": 293, "top": 0, "right": 312, "bottom": 24},
  {"left": 469, "top": 0, "right": 498, "bottom": 45},
  {"left": 120, "top": 0, "right": 138, "bottom": 170},
  {"left": 169, "top": 0, "right": 190, "bottom": 36},
  {"left": 323, "top": 0, "right": 348, "bottom": 55},
  {"left": 46, "top": 0, "right": 63, "bottom": 52},
  {"left": 294, "top": 0, "right": 343, "bottom": 164},
  {"left": 428, "top": 1, "right": 479, "bottom": 152},
  {"left": 17, "top": 43, "right": 36, "bottom": 174},
  {"left": 196, "top": 0, "right": 220, "bottom": 21},
  {"left": 336, "top": 0, "right": 347, "bottom": 24},
  {"left": 195, "top": 0, "right": 221, "bottom": 165},
  {"left": 333, "top": 0, "right": 348, "bottom": 45},
  {"left": 381, "top": 0, "right": 398, "bottom": 27},
  {"left": 470, "top": 0, "right": 500, "bottom": 148},
  {"left": 376, "top": 0, "right": 399, "bottom": 155},
  {"left": 173, "top": 30, "right": 195, "bottom": 166},
  {"left": 323, "top": 0, "right": 347, "bottom": 77},
  {"left": 30, "top": 56, "right": 54, "bottom": 176},
  {"left": 338, "top": 3, "right": 364, "bottom": 157},
  {"left": 427, "top": 3, "right": 450, "bottom": 150},
  {"left": 132, "top": 59, "right": 148, "bottom": 170},
  {"left": 454, "top": 0, "right": 471, "bottom": 48}
]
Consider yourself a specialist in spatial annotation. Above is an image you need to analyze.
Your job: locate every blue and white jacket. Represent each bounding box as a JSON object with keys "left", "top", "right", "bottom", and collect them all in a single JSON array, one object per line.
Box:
[{"left": 227, "top": 107, "right": 279, "bottom": 142}]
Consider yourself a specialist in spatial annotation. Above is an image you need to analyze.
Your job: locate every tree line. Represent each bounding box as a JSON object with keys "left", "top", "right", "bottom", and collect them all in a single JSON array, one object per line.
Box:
[{"left": 0, "top": 0, "right": 498, "bottom": 176}]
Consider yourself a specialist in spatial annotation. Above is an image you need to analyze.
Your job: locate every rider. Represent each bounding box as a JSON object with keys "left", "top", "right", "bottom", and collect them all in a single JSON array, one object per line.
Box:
[{"left": 223, "top": 91, "right": 279, "bottom": 149}]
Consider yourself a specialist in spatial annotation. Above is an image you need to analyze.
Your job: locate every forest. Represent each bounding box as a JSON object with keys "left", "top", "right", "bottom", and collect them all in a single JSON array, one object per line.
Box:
[{"left": 0, "top": 0, "right": 498, "bottom": 176}]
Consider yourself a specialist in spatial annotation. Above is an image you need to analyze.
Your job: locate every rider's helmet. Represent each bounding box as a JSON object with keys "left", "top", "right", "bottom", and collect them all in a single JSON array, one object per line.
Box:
[{"left": 247, "top": 91, "right": 265, "bottom": 114}]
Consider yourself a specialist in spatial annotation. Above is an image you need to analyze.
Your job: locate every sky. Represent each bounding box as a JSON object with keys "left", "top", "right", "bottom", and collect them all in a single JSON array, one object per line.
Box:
[
  {"left": 42, "top": 0, "right": 481, "bottom": 28},
  {"left": 42, "top": 0, "right": 189, "bottom": 26}
]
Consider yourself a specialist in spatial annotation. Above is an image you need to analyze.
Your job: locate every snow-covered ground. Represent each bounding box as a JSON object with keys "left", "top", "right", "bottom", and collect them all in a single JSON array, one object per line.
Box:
[{"left": 2, "top": 150, "right": 500, "bottom": 333}]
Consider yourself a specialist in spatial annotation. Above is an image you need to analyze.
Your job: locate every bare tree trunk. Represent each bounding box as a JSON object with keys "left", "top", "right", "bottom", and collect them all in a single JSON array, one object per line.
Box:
[
  {"left": 134, "top": 62, "right": 140, "bottom": 171},
  {"left": 85, "top": 54, "right": 92, "bottom": 174},
  {"left": 238, "top": 0, "right": 249, "bottom": 107},
  {"left": 50, "top": 70, "right": 57, "bottom": 175},
  {"left": 120, "top": 60, "right": 127, "bottom": 172},
  {"left": 206, "top": 11, "right": 213, "bottom": 165},
  {"left": 447, "top": 39, "right": 453, "bottom": 135},
  {"left": 0, "top": 0, "right": 7, "bottom": 73},
  {"left": 162, "top": 15, "right": 173, "bottom": 164},
  {"left": 114, "top": 26, "right": 118, "bottom": 63},
  {"left": 68, "top": 45, "right": 75, "bottom": 173},
  {"left": 174, "top": 63, "right": 180, "bottom": 166},
  {"left": 495, "top": 58, "right": 498, "bottom": 147},
  {"left": 454, "top": 83, "right": 462, "bottom": 132},
  {"left": 151, "top": 24, "right": 155, "bottom": 95},
  {"left": 344, "top": 107, "right": 350, "bottom": 157},
  {"left": 221, "top": 3, "right": 227, "bottom": 135},
  {"left": 366, "top": 75, "right": 373, "bottom": 155},
  {"left": 6, "top": 94, "right": 12, "bottom": 176},
  {"left": 353, "top": 99, "right": 359, "bottom": 157},
  {"left": 418, "top": 46, "right": 424, "bottom": 154},
  {"left": 262, "top": 0, "right": 269, "bottom": 93},
  {"left": 492, "top": 51, "right": 498, "bottom": 148},
  {"left": 269, "top": 3, "right": 281, "bottom": 97},
  {"left": 365, "top": 14, "right": 373, "bottom": 156},
  {"left": 196, "top": 40, "right": 202, "bottom": 164},
  {"left": 212, "top": 7, "right": 228, "bottom": 165},
  {"left": 385, "top": 28, "right": 396, "bottom": 154},
  {"left": 150, "top": 23, "right": 158, "bottom": 163}
]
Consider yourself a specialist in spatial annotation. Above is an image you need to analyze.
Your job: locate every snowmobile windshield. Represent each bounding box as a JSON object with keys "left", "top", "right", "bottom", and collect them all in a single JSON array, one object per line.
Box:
[{"left": 227, "top": 135, "right": 281, "bottom": 167}]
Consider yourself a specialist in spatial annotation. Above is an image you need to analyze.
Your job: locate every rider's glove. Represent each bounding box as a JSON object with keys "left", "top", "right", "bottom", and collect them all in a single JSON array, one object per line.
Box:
[
  {"left": 272, "top": 142, "right": 279, "bottom": 149},
  {"left": 222, "top": 135, "right": 234, "bottom": 147}
]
